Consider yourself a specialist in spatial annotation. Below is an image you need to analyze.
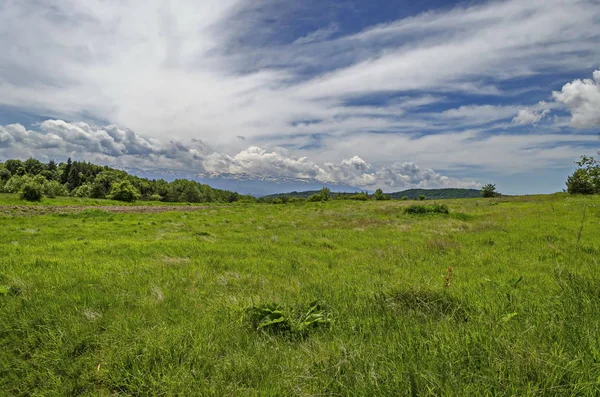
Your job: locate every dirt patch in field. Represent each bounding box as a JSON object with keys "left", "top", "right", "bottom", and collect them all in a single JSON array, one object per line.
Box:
[{"left": 0, "top": 205, "right": 212, "bottom": 216}]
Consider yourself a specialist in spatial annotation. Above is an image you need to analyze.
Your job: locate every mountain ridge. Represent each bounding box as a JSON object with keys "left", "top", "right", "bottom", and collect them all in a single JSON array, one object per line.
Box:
[{"left": 261, "top": 188, "right": 482, "bottom": 200}]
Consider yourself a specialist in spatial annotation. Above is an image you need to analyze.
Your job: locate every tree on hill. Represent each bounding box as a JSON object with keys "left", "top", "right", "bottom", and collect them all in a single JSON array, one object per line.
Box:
[
  {"left": 60, "top": 158, "right": 72, "bottom": 184},
  {"left": 373, "top": 188, "right": 390, "bottom": 201},
  {"left": 181, "top": 184, "right": 203, "bottom": 203},
  {"left": 308, "top": 187, "right": 331, "bottom": 202},
  {"left": 24, "top": 158, "right": 46, "bottom": 175},
  {"left": 108, "top": 180, "right": 141, "bottom": 202},
  {"left": 90, "top": 171, "right": 125, "bottom": 198},
  {"left": 4, "top": 159, "right": 24, "bottom": 176},
  {"left": 0, "top": 168, "right": 10, "bottom": 182},
  {"left": 0, "top": 156, "right": 253, "bottom": 203},
  {"left": 566, "top": 156, "right": 599, "bottom": 194},
  {"left": 481, "top": 184, "right": 499, "bottom": 198}
]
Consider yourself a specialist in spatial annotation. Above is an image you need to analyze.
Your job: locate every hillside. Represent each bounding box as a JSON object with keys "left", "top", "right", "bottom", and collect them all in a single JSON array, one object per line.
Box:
[
  {"left": 388, "top": 188, "right": 482, "bottom": 199},
  {"left": 262, "top": 187, "right": 482, "bottom": 200}
]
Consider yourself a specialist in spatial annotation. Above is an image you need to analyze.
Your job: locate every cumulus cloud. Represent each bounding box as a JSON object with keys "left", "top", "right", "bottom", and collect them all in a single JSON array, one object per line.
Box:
[
  {"left": 512, "top": 108, "right": 550, "bottom": 125},
  {"left": 552, "top": 69, "right": 600, "bottom": 128},
  {"left": 0, "top": 120, "right": 212, "bottom": 170},
  {"left": 0, "top": 120, "right": 479, "bottom": 190}
]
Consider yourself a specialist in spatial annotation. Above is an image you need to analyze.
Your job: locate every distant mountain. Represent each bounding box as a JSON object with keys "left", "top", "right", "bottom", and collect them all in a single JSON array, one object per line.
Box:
[
  {"left": 122, "top": 167, "right": 362, "bottom": 197},
  {"left": 262, "top": 188, "right": 482, "bottom": 200},
  {"left": 388, "top": 188, "right": 482, "bottom": 199}
]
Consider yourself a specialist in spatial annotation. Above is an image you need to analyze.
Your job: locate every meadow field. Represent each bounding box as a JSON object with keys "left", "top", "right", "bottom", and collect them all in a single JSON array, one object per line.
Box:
[{"left": 1, "top": 193, "right": 599, "bottom": 396}]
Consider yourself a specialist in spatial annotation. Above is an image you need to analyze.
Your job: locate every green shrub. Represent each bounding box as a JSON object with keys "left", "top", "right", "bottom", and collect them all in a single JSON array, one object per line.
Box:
[
  {"left": 401, "top": 196, "right": 409, "bottom": 200},
  {"left": 0, "top": 168, "right": 11, "bottom": 182},
  {"left": 307, "top": 187, "right": 332, "bottom": 202},
  {"left": 566, "top": 169, "right": 596, "bottom": 194},
  {"left": 108, "top": 180, "right": 141, "bottom": 202},
  {"left": 43, "top": 181, "right": 68, "bottom": 198},
  {"left": 181, "top": 184, "right": 202, "bottom": 203},
  {"left": 20, "top": 183, "right": 43, "bottom": 201},
  {"left": 566, "top": 157, "right": 599, "bottom": 194},
  {"left": 307, "top": 194, "right": 322, "bottom": 202},
  {"left": 373, "top": 188, "right": 390, "bottom": 201},
  {"left": 3, "top": 175, "right": 33, "bottom": 193},
  {"left": 347, "top": 193, "right": 369, "bottom": 201},
  {"left": 418, "top": 195, "right": 426, "bottom": 201},
  {"left": 71, "top": 183, "right": 92, "bottom": 198},
  {"left": 404, "top": 204, "right": 449, "bottom": 215},
  {"left": 149, "top": 194, "right": 163, "bottom": 201}
]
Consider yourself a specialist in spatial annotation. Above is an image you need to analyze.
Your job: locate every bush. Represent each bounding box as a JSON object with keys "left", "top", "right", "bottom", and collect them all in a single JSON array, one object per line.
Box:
[
  {"left": 308, "top": 187, "right": 332, "bottom": 202},
  {"left": 108, "top": 180, "right": 141, "bottom": 202},
  {"left": 181, "top": 184, "right": 202, "bottom": 203},
  {"left": 404, "top": 204, "right": 449, "bottom": 215},
  {"left": 0, "top": 168, "right": 10, "bottom": 182},
  {"left": 3, "top": 175, "right": 33, "bottom": 193},
  {"left": 20, "top": 183, "right": 43, "bottom": 202},
  {"left": 418, "top": 195, "right": 426, "bottom": 201},
  {"left": 401, "top": 196, "right": 409, "bottom": 200},
  {"left": 71, "top": 183, "right": 92, "bottom": 198},
  {"left": 43, "top": 181, "right": 68, "bottom": 198},
  {"left": 149, "top": 194, "right": 163, "bottom": 201},
  {"left": 347, "top": 193, "right": 369, "bottom": 201},
  {"left": 373, "top": 188, "right": 390, "bottom": 201},
  {"left": 566, "top": 156, "right": 599, "bottom": 194}
]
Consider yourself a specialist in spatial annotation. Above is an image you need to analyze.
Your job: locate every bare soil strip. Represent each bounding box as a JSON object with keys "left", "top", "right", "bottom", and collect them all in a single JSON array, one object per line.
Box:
[{"left": 0, "top": 205, "right": 211, "bottom": 216}]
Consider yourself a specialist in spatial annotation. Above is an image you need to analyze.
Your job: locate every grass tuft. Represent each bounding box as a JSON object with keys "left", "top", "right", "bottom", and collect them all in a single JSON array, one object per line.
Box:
[{"left": 404, "top": 203, "right": 449, "bottom": 214}]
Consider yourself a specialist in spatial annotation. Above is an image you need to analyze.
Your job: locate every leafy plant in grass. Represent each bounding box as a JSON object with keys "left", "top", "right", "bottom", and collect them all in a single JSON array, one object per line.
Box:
[
  {"left": 20, "top": 182, "right": 43, "bottom": 201},
  {"left": 246, "top": 300, "right": 332, "bottom": 338},
  {"left": 404, "top": 203, "right": 449, "bottom": 214},
  {"left": 0, "top": 284, "right": 21, "bottom": 296}
]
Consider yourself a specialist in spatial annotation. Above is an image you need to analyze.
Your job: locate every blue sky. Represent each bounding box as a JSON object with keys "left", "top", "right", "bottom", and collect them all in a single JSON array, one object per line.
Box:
[{"left": 0, "top": 0, "right": 599, "bottom": 194}]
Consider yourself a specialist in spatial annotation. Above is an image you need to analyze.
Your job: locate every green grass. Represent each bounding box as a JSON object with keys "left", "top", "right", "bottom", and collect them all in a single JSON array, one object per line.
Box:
[
  {"left": 1, "top": 193, "right": 599, "bottom": 396},
  {"left": 0, "top": 193, "right": 223, "bottom": 207}
]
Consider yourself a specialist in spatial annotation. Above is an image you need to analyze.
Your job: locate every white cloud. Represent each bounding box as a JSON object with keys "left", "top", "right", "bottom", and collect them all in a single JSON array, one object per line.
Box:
[
  {"left": 512, "top": 108, "right": 550, "bottom": 125},
  {"left": 294, "top": 24, "right": 339, "bottom": 45},
  {"left": 0, "top": 120, "right": 480, "bottom": 190},
  {"left": 0, "top": 0, "right": 599, "bottom": 193},
  {"left": 0, "top": 0, "right": 598, "bottom": 146},
  {"left": 552, "top": 69, "right": 600, "bottom": 128}
]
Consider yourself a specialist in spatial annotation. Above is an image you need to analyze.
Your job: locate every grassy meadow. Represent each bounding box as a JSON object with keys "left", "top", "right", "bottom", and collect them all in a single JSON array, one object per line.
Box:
[{"left": 1, "top": 193, "right": 599, "bottom": 396}]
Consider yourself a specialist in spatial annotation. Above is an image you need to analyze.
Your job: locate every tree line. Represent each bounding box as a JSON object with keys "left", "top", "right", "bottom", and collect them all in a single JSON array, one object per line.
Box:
[{"left": 0, "top": 158, "right": 253, "bottom": 203}]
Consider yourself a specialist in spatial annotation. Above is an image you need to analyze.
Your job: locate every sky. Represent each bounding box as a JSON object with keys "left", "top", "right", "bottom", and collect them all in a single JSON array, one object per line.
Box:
[{"left": 0, "top": 0, "right": 599, "bottom": 194}]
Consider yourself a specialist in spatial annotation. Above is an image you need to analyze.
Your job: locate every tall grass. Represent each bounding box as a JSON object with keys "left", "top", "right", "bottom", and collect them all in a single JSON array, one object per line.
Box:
[{"left": 0, "top": 193, "right": 599, "bottom": 395}]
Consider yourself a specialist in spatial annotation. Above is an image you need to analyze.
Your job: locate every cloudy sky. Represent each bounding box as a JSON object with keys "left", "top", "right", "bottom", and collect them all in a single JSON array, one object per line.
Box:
[{"left": 1, "top": 0, "right": 599, "bottom": 194}]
